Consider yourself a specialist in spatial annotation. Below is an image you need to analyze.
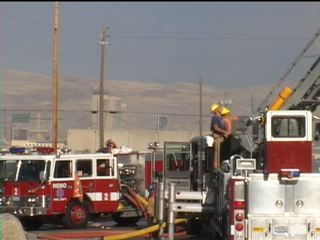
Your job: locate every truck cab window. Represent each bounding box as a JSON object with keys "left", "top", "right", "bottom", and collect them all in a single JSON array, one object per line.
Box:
[
  {"left": 272, "top": 116, "right": 305, "bottom": 137},
  {"left": 54, "top": 160, "right": 72, "bottom": 178},
  {"left": 97, "top": 159, "right": 112, "bottom": 176},
  {"left": 76, "top": 159, "right": 92, "bottom": 177}
]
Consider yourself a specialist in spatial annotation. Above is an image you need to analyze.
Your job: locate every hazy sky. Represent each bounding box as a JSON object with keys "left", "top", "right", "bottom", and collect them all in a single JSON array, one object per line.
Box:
[{"left": 2, "top": 2, "right": 320, "bottom": 89}]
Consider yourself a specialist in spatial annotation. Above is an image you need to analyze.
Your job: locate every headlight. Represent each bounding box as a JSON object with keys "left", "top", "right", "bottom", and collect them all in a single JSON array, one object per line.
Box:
[{"left": 27, "top": 198, "right": 38, "bottom": 203}]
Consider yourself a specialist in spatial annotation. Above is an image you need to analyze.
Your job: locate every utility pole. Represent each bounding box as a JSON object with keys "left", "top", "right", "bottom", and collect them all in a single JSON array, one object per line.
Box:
[
  {"left": 251, "top": 94, "right": 254, "bottom": 116},
  {"left": 199, "top": 75, "right": 203, "bottom": 137},
  {"left": 97, "top": 27, "right": 110, "bottom": 149},
  {"left": 4, "top": 108, "right": 6, "bottom": 140},
  {"left": 52, "top": 2, "right": 59, "bottom": 154}
]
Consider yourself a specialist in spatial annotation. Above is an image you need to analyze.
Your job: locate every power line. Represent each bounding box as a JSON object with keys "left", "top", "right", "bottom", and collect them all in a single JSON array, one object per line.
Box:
[
  {"left": 109, "top": 26, "right": 314, "bottom": 37},
  {"left": 109, "top": 45, "right": 164, "bottom": 82},
  {"left": 60, "top": 3, "right": 95, "bottom": 43},
  {"left": 0, "top": 12, "right": 51, "bottom": 26},
  {"left": 1, "top": 10, "right": 310, "bottom": 42},
  {"left": 0, "top": 109, "right": 211, "bottom": 117},
  {"left": 60, "top": 27, "right": 98, "bottom": 53},
  {"left": 113, "top": 38, "right": 188, "bottom": 75},
  {"left": 113, "top": 35, "right": 310, "bottom": 41}
]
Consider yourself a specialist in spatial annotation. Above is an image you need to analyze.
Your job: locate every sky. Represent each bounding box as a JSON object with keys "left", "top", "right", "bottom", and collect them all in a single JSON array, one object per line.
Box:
[{"left": 1, "top": 2, "right": 320, "bottom": 89}]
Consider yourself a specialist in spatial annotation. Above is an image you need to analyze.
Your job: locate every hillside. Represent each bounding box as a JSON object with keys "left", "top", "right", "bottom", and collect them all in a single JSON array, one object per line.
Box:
[{"left": 2, "top": 70, "right": 276, "bottom": 142}]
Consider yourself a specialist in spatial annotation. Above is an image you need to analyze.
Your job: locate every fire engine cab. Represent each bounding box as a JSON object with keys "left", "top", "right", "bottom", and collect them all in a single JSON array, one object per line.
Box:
[
  {"left": 0, "top": 152, "right": 120, "bottom": 230},
  {"left": 207, "top": 110, "right": 320, "bottom": 240}
]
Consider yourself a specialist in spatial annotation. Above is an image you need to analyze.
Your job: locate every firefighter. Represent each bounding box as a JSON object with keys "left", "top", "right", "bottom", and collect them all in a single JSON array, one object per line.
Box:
[
  {"left": 220, "top": 106, "right": 241, "bottom": 160},
  {"left": 210, "top": 103, "right": 231, "bottom": 169},
  {"left": 220, "top": 107, "right": 232, "bottom": 134},
  {"left": 105, "top": 139, "right": 117, "bottom": 153},
  {"left": 220, "top": 106, "right": 239, "bottom": 134}
]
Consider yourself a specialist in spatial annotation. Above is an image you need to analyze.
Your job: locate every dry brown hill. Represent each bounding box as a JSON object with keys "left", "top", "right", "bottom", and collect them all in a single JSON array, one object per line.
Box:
[{"left": 2, "top": 70, "right": 276, "bottom": 141}]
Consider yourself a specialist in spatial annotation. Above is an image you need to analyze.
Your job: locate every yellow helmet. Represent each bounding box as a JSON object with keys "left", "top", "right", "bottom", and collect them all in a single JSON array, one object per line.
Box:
[
  {"left": 220, "top": 107, "right": 230, "bottom": 116},
  {"left": 210, "top": 103, "right": 220, "bottom": 113}
]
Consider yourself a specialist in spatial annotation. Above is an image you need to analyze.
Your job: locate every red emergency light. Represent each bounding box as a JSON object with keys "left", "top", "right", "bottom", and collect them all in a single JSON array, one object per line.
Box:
[
  {"left": 235, "top": 223, "right": 244, "bottom": 231},
  {"left": 37, "top": 147, "right": 55, "bottom": 154},
  {"left": 235, "top": 213, "right": 244, "bottom": 221},
  {"left": 234, "top": 200, "right": 245, "bottom": 207}
]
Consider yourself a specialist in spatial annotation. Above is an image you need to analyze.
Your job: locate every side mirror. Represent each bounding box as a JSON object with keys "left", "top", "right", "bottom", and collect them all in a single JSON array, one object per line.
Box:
[
  {"left": 39, "top": 171, "right": 48, "bottom": 183},
  {"left": 314, "top": 135, "right": 320, "bottom": 141},
  {"left": 220, "top": 160, "right": 230, "bottom": 173},
  {"left": 246, "top": 118, "right": 253, "bottom": 126}
]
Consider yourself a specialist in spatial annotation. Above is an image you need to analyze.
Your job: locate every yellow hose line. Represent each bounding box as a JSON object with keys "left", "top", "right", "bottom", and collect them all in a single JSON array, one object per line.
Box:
[
  {"left": 137, "top": 194, "right": 149, "bottom": 206},
  {"left": 103, "top": 218, "right": 187, "bottom": 240}
]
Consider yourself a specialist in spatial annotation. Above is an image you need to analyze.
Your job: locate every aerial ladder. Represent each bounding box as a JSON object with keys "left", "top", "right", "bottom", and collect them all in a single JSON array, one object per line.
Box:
[
  {"left": 236, "top": 27, "right": 320, "bottom": 164},
  {"left": 206, "top": 27, "right": 320, "bottom": 240},
  {"left": 256, "top": 27, "right": 320, "bottom": 113}
]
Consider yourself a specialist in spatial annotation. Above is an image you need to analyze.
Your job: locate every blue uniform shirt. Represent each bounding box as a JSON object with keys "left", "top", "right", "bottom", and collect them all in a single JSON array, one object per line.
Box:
[{"left": 211, "top": 115, "right": 226, "bottom": 134}]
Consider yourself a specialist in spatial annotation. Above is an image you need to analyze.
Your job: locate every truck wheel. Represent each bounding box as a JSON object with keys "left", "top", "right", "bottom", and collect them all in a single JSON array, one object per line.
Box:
[
  {"left": 20, "top": 217, "right": 43, "bottom": 230},
  {"left": 111, "top": 212, "right": 141, "bottom": 226},
  {"left": 186, "top": 218, "right": 203, "bottom": 235},
  {"left": 62, "top": 200, "right": 90, "bottom": 229}
]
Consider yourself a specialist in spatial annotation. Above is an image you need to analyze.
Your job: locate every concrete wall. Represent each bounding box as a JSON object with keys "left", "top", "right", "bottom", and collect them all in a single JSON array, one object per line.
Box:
[{"left": 67, "top": 129, "right": 210, "bottom": 153}]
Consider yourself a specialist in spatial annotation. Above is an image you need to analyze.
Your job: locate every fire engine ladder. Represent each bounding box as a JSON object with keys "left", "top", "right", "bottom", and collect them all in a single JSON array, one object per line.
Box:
[{"left": 256, "top": 27, "right": 320, "bottom": 113}]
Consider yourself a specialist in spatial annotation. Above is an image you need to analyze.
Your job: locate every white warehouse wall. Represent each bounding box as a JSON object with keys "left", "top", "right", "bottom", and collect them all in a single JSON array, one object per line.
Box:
[{"left": 67, "top": 129, "right": 209, "bottom": 153}]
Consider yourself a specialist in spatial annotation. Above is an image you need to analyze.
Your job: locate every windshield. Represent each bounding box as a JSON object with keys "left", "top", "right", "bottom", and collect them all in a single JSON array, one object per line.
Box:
[
  {"left": 0, "top": 160, "right": 49, "bottom": 182},
  {"left": 0, "top": 160, "right": 18, "bottom": 181}
]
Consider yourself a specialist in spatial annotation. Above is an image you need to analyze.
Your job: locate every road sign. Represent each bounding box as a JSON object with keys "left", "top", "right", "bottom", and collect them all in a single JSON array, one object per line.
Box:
[{"left": 12, "top": 113, "right": 30, "bottom": 123}]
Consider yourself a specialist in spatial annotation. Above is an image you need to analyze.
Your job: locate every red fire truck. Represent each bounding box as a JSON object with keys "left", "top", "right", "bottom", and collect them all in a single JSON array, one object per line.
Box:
[
  {"left": 112, "top": 142, "right": 194, "bottom": 226},
  {"left": 115, "top": 143, "right": 165, "bottom": 196},
  {"left": 0, "top": 152, "right": 120, "bottom": 230}
]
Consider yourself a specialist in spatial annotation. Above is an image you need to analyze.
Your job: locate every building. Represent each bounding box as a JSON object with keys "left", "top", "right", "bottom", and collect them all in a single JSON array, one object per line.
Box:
[{"left": 90, "top": 89, "right": 124, "bottom": 130}]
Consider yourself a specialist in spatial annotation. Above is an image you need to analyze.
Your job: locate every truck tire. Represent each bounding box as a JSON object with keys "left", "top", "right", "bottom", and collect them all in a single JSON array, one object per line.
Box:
[
  {"left": 62, "top": 200, "right": 90, "bottom": 229},
  {"left": 111, "top": 212, "right": 141, "bottom": 226}
]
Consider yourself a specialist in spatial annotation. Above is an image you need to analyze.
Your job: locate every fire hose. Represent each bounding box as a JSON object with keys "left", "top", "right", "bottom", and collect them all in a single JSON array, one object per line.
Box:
[
  {"left": 37, "top": 218, "right": 189, "bottom": 240},
  {"left": 37, "top": 185, "right": 204, "bottom": 240},
  {"left": 124, "top": 185, "right": 149, "bottom": 220}
]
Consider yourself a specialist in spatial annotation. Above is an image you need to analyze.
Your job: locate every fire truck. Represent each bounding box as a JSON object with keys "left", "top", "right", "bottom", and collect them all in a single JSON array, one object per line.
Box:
[
  {"left": 110, "top": 142, "right": 197, "bottom": 227},
  {"left": 0, "top": 151, "right": 121, "bottom": 230},
  {"left": 155, "top": 27, "right": 320, "bottom": 240},
  {"left": 108, "top": 142, "right": 165, "bottom": 225}
]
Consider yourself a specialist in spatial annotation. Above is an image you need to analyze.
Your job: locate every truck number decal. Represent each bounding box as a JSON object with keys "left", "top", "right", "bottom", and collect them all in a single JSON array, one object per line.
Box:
[
  {"left": 13, "top": 187, "right": 19, "bottom": 195},
  {"left": 104, "top": 193, "right": 109, "bottom": 200}
]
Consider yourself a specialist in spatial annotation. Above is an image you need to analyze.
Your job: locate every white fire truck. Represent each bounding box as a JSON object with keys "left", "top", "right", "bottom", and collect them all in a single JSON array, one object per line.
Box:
[
  {"left": 0, "top": 151, "right": 121, "bottom": 230},
  {"left": 152, "top": 26, "right": 320, "bottom": 240}
]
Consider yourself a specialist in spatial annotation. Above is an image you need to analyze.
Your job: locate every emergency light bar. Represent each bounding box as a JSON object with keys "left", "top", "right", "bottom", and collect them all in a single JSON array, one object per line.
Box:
[
  {"left": 9, "top": 148, "right": 26, "bottom": 154},
  {"left": 280, "top": 169, "right": 300, "bottom": 180},
  {"left": 37, "top": 147, "right": 55, "bottom": 154},
  {"left": 1, "top": 148, "right": 10, "bottom": 153}
]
